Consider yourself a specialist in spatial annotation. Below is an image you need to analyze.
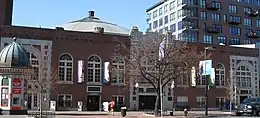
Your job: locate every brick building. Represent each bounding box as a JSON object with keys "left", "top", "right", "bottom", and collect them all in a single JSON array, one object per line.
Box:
[{"left": 0, "top": 0, "right": 130, "bottom": 111}]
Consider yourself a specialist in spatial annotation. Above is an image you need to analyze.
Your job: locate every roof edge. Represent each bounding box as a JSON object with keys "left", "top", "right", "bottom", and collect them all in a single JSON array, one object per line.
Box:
[{"left": 146, "top": 1, "right": 164, "bottom": 12}]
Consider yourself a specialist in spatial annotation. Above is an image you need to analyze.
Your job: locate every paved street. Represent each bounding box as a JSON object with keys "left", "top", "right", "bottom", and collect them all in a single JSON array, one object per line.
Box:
[{"left": 0, "top": 111, "right": 255, "bottom": 118}]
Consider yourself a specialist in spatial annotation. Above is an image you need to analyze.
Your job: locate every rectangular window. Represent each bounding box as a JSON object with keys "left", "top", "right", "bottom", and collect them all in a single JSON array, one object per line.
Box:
[
  {"left": 170, "top": 24, "right": 176, "bottom": 32},
  {"left": 229, "top": 4, "right": 237, "bottom": 13},
  {"left": 223, "top": 14, "right": 227, "bottom": 22},
  {"left": 229, "top": 15, "right": 241, "bottom": 23},
  {"left": 244, "top": 39, "right": 251, "bottom": 44},
  {"left": 182, "top": 32, "right": 197, "bottom": 42},
  {"left": 230, "top": 38, "right": 240, "bottom": 45},
  {"left": 159, "top": 18, "right": 163, "bottom": 26},
  {"left": 204, "top": 35, "right": 213, "bottom": 44},
  {"left": 170, "top": 1, "right": 175, "bottom": 10},
  {"left": 244, "top": 18, "right": 252, "bottom": 27},
  {"left": 164, "top": 26, "right": 168, "bottom": 32},
  {"left": 218, "top": 36, "right": 226, "bottom": 44},
  {"left": 176, "top": 96, "right": 188, "bottom": 106},
  {"left": 1, "top": 88, "right": 8, "bottom": 106},
  {"left": 13, "top": 97, "right": 20, "bottom": 105},
  {"left": 257, "top": 19, "right": 260, "bottom": 28},
  {"left": 33, "top": 95, "right": 37, "bottom": 107},
  {"left": 216, "top": 97, "right": 225, "bottom": 109},
  {"left": 229, "top": 26, "right": 241, "bottom": 36},
  {"left": 178, "top": 21, "right": 182, "bottom": 30},
  {"left": 212, "top": 13, "right": 220, "bottom": 22},
  {"left": 159, "top": 8, "right": 163, "bottom": 16},
  {"left": 57, "top": 94, "right": 72, "bottom": 107},
  {"left": 112, "top": 95, "right": 125, "bottom": 108},
  {"left": 153, "top": 20, "right": 158, "bottom": 29},
  {"left": 164, "top": 4, "right": 168, "bottom": 13},
  {"left": 213, "top": 24, "right": 222, "bottom": 33},
  {"left": 153, "top": 10, "right": 158, "bottom": 18},
  {"left": 170, "top": 12, "right": 175, "bottom": 21},
  {"left": 164, "top": 16, "right": 168, "bottom": 24},
  {"left": 201, "top": 11, "right": 207, "bottom": 20},
  {"left": 199, "top": 0, "right": 206, "bottom": 8},
  {"left": 177, "top": 10, "right": 182, "bottom": 18},
  {"left": 196, "top": 96, "right": 206, "bottom": 107}
]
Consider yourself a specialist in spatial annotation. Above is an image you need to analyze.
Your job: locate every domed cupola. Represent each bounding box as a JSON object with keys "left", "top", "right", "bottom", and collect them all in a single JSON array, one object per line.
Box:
[{"left": 0, "top": 37, "right": 30, "bottom": 68}]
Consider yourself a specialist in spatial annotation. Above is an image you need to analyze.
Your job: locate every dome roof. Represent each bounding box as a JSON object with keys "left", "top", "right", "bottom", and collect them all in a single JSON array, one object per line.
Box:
[
  {"left": 0, "top": 37, "right": 30, "bottom": 68},
  {"left": 58, "top": 11, "right": 130, "bottom": 36}
]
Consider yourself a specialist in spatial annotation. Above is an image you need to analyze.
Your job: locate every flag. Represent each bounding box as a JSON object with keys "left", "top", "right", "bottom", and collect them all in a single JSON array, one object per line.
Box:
[
  {"left": 104, "top": 62, "right": 110, "bottom": 84},
  {"left": 209, "top": 68, "right": 215, "bottom": 88},
  {"left": 159, "top": 38, "right": 168, "bottom": 60}
]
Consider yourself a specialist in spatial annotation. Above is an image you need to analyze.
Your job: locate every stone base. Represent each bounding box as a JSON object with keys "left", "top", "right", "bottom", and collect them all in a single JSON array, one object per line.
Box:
[{"left": 0, "top": 109, "right": 28, "bottom": 115}]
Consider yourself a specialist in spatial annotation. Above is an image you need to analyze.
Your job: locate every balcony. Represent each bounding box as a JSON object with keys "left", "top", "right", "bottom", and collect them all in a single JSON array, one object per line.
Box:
[
  {"left": 245, "top": 10, "right": 259, "bottom": 17},
  {"left": 182, "top": 2, "right": 198, "bottom": 8},
  {"left": 206, "top": 26, "right": 220, "bottom": 34},
  {"left": 246, "top": 32, "right": 259, "bottom": 38},
  {"left": 206, "top": 4, "right": 220, "bottom": 11},
  {"left": 228, "top": 20, "right": 241, "bottom": 25},
  {"left": 182, "top": 25, "right": 198, "bottom": 31}
]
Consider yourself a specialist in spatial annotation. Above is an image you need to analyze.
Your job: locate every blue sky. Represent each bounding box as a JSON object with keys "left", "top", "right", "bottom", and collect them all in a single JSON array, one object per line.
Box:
[{"left": 12, "top": 0, "right": 157, "bottom": 32}]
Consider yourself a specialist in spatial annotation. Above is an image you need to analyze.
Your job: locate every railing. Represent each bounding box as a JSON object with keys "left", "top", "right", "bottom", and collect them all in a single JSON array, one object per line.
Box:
[{"left": 27, "top": 111, "right": 55, "bottom": 118}]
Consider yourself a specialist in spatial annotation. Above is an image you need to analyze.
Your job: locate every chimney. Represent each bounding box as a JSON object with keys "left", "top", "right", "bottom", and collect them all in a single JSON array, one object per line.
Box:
[{"left": 89, "top": 11, "right": 95, "bottom": 17}]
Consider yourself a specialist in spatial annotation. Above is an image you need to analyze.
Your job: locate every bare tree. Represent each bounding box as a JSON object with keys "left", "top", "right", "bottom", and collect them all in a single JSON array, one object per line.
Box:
[
  {"left": 27, "top": 67, "right": 59, "bottom": 118},
  {"left": 225, "top": 71, "right": 235, "bottom": 112},
  {"left": 112, "top": 32, "right": 203, "bottom": 115}
]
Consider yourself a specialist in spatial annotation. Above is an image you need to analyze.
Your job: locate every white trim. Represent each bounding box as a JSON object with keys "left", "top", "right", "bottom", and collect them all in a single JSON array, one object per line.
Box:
[
  {"left": 215, "top": 63, "right": 225, "bottom": 87},
  {"left": 58, "top": 53, "right": 74, "bottom": 83},
  {"left": 87, "top": 55, "right": 102, "bottom": 84},
  {"left": 87, "top": 86, "right": 102, "bottom": 93}
]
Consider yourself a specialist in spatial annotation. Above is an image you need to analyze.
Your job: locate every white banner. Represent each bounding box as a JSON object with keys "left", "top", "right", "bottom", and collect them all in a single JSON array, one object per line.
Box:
[
  {"left": 191, "top": 66, "right": 196, "bottom": 87},
  {"left": 78, "top": 60, "right": 84, "bottom": 83},
  {"left": 104, "top": 62, "right": 110, "bottom": 84}
]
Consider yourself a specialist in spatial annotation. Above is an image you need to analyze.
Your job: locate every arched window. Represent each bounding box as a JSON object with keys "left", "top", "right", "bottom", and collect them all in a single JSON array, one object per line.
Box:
[
  {"left": 1, "top": 77, "right": 9, "bottom": 86},
  {"left": 28, "top": 52, "right": 39, "bottom": 80},
  {"left": 215, "top": 64, "right": 225, "bottom": 86},
  {"left": 87, "top": 55, "right": 101, "bottom": 83},
  {"left": 111, "top": 57, "right": 125, "bottom": 84},
  {"left": 236, "top": 66, "right": 251, "bottom": 88},
  {"left": 59, "top": 53, "right": 73, "bottom": 82}
]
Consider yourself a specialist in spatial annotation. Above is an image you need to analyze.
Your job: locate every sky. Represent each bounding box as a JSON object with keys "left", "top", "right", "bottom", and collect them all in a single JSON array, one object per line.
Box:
[{"left": 12, "top": 0, "right": 158, "bottom": 32}]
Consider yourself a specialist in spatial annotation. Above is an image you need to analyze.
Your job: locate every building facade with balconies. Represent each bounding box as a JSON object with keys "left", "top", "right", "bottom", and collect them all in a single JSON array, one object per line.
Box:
[{"left": 146, "top": 0, "right": 260, "bottom": 45}]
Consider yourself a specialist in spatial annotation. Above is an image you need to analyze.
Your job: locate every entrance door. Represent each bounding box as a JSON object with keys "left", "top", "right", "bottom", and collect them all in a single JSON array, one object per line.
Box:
[
  {"left": 27, "top": 94, "right": 32, "bottom": 110},
  {"left": 87, "top": 95, "right": 100, "bottom": 111},
  {"left": 240, "top": 96, "right": 248, "bottom": 103},
  {"left": 139, "top": 95, "right": 156, "bottom": 110}
]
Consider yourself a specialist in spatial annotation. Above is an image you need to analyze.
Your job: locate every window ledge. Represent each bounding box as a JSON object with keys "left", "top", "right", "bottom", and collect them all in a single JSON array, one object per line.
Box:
[
  {"left": 216, "top": 86, "right": 226, "bottom": 88},
  {"left": 57, "top": 81, "right": 74, "bottom": 84},
  {"left": 111, "top": 83, "right": 125, "bottom": 86},
  {"left": 87, "top": 82, "right": 102, "bottom": 85}
]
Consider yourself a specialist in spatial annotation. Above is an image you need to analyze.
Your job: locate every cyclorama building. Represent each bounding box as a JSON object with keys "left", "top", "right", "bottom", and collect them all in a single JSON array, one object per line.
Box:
[
  {"left": 0, "top": 38, "right": 34, "bottom": 114},
  {"left": 0, "top": 0, "right": 130, "bottom": 111},
  {"left": 129, "top": 28, "right": 260, "bottom": 110}
]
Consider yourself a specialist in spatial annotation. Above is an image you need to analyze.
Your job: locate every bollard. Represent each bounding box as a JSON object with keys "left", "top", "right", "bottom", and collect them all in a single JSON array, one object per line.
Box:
[{"left": 184, "top": 108, "right": 188, "bottom": 116}]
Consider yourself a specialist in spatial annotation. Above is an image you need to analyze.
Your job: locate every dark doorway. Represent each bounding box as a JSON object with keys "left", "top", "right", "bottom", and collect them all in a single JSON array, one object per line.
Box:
[
  {"left": 87, "top": 95, "right": 100, "bottom": 111},
  {"left": 240, "top": 96, "right": 248, "bottom": 103},
  {"left": 139, "top": 95, "right": 156, "bottom": 110},
  {"left": 27, "top": 94, "right": 32, "bottom": 110}
]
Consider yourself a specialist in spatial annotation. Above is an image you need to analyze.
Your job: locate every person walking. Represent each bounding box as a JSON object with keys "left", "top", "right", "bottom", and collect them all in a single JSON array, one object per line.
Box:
[{"left": 109, "top": 99, "right": 115, "bottom": 116}]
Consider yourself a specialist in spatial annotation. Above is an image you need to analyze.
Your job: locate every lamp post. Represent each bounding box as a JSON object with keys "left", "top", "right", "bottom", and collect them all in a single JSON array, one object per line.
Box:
[
  {"left": 171, "top": 81, "right": 175, "bottom": 112},
  {"left": 204, "top": 46, "right": 215, "bottom": 116}
]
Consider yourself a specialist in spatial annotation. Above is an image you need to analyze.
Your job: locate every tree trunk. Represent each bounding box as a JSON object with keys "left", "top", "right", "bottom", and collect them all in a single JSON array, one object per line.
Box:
[{"left": 154, "top": 91, "right": 160, "bottom": 116}]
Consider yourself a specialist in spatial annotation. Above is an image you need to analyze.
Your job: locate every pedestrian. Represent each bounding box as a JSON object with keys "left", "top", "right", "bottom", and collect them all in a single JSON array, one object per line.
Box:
[{"left": 109, "top": 99, "right": 115, "bottom": 116}]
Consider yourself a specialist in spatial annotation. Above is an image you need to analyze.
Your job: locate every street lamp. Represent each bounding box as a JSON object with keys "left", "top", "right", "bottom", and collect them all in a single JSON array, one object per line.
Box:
[
  {"left": 204, "top": 46, "right": 215, "bottom": 116},
  {"left": 171, "top": 81, "right": 175, "bottom": 112}
]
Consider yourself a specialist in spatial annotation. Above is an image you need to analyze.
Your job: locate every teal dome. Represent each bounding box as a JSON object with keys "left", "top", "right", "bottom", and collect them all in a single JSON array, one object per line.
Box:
[{"left": 0, "top": 37, "right": 30, "bottom": 68}]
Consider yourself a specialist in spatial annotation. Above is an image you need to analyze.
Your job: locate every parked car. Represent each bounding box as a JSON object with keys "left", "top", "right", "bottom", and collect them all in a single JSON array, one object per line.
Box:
[{"left": 235, "top": 97, "right": 260, "bottom": 116}]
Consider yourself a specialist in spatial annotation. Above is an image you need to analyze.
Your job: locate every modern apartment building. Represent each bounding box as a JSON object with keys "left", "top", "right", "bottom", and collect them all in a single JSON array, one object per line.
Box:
[{"left": 146, "top": 0, "right": 260, "bottom": 45}]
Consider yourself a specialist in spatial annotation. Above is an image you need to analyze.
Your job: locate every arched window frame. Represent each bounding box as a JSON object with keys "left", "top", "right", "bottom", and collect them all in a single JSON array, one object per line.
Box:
[
  {"left": 58, "top": 53, "right": 73, "bottom": 83},
  {"left": 236, "top": 65, "right": 251, "bottom": 88},
  {"left": 87, "top": 55, "right": 102, "bottom": 83},
  {"left": 111, "top": 57, "right": 125, "bottom": 84},
  {"left": 215, "top": 63, "right": 225, "bottom": 87}
]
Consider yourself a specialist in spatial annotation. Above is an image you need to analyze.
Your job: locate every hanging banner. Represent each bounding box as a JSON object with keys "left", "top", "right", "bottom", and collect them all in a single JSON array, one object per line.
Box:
[
  {"left": 199, "top": 60, "right": 212, "bottom": 75},
  {"left": 104, "top": 62, "right": 110, "bottom": 84},
  {"left": 209, "top": 68, "right": 215, "bottom": 88},
  {"left": 78, "top": 60, "right": 84, "bottom": 83},
  {"left": 191, "top": 66, "right": 196, "bottom": 87}
]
